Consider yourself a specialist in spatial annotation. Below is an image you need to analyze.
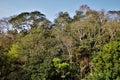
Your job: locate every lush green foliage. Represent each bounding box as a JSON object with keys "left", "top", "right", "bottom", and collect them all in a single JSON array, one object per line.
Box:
[
  {"left": 85, "top": 38, "right": 120, "bottom": 80},
  {"left": 0, "top": 5, "right": 120, "bottom": 80}
]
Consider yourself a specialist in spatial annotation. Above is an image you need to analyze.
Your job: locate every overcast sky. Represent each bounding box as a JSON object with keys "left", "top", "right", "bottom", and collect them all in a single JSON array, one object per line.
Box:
[{"left": 0, "top": 0, "right": 120, "bottom": 21}]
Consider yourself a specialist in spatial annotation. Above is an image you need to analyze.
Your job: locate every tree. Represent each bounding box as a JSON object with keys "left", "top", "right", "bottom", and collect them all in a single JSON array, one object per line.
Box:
[
  {"left": 17, "top": 27, "right": 62, "bottom": 80},
  {"left": 86, "top": 38, "right": 120, "bottom": 80},
  {"left": 54, "top": 12, "right": 72, "bottom": 27},
  {"left": 9, "top": 11, "right": 51, "bottom": 33},
  {"left": 108, "top": 10, "right": 120, "bottom": 22},
  {"left": 0, "top": 17, "right": 12, "bottom": 33},
  {"left": 73, "top": 10, "right": 84, "bottom": 21}
]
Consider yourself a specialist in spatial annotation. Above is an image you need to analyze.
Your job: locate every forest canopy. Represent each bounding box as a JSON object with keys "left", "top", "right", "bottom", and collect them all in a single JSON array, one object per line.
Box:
[{"left": 0, "top": 5, "right": 120, "bottom": 80}]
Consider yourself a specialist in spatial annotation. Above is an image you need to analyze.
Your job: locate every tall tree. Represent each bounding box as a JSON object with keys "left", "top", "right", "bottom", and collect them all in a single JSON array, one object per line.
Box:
[
  {"left": 54, "top": 12, "right": 72, "bottom": 27},
  {"left": 9, "top": 11, "right": 51, "bottom": 33}
]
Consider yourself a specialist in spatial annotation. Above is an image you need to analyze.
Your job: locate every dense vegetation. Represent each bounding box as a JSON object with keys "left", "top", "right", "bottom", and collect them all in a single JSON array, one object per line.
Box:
[{"left": 0, "top": 5, "right": 120, "bottom": 80}]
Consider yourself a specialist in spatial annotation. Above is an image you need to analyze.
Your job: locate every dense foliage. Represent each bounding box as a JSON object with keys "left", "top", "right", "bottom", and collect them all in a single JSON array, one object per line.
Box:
[{"left": 0, "top": 5, "right": 120, "bottom": 80}]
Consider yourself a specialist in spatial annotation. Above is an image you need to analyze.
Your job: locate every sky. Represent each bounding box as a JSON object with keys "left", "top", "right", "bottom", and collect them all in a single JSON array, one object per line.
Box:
[{"left": 0, "top": 0, "right": 120, "bottom": 21}]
